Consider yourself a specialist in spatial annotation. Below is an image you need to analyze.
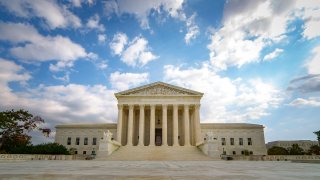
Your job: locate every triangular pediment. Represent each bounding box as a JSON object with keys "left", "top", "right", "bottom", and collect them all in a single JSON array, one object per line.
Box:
[{"left": 115, "top": 82, "right": 203, "bottom": 96}]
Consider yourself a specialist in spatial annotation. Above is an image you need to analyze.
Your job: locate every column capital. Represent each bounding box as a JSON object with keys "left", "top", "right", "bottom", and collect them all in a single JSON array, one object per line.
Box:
[
  {"left": 128, "top": 104, "right": 134, "bottom": 109},
  {"left": 194, "top": 104, "right": 200, "bottom": 109},
  {"left": 150, "top": 104, "right": 156, "bottom": 108},
  {"left": 139, "top": 104, "right": 145, "bottom": 108},
  {"left": 184, "top": 104, "right": 190, "bottom": 108},
  {"left": 117, "top": 104, "right": 123, "bottom": 109},
  {"left": 162, "top": 104, "right": 168, "bottom": 108},
  {"left": 173, "top": 104, "right": 179, "bottom": 108}
]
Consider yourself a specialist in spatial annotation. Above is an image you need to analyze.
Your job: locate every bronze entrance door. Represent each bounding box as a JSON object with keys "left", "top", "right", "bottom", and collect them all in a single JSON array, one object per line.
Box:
[{"left": 155, "top": 128, "right": 162, "bottom": 146}]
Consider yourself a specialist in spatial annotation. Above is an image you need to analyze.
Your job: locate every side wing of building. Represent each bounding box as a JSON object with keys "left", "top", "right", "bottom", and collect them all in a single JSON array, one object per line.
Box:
[
  {"left": 55, "top": 123, "right": 117, "bottom": 155},
  {"left": 201, "top": 123, "right": 267, "bottom": 155}
]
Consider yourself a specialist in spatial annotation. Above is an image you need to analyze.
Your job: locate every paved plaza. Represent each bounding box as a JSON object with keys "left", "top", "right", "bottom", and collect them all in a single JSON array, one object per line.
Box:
[{"left": 0, "top": 160, "right": 319, "bottom": 179}]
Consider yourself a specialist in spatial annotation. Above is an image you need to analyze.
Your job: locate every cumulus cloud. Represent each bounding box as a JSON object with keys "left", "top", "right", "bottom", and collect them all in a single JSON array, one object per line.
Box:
[
  {"left": 287, "top": 46, "right": 320, "bottom": 94},
  {"left": 263, "top": 48, "right": 284, "bottom": 61},
  {"left": 104, "top": 0, "right": 184, "bottom": 29},
  {"left": 288, "top": 97, "right": 320, "bottom": 107},
  {"left": 110, "top": 33, "right": 158, "bottom": 67},
  {"left": 164, "top": 63, "right": 282, "bottom": 122},
  {"left": 184, "top": 13, "right": 200, "bottom": 44},
  {"left": 0, "top": 59, "right": 117, "bottom": 143},
  {"left": 86, "top": 14, "right": 105, "bottom": 32},
  {"left": 0, "top": 22, "right": 87, "bottom": 71},
  {"left": 208, "top": 0, "right": 320, "bottom": 70},
  {"left": 109, "top": 71, "right": 149, "bottom": 91},
  {"left": 306, "top": 45, "right": 320, "bottom": 75},
  {"left": 287, "top": 75, "right": 320, "bottom": 93},
  {"left": 109, "top": 32, "right": 128, "bottom": 55},
  {"left": 121, "top": 36, "right": 158, "bottom": 67},
  {"left": 0, "top": 0, "right": 81, "bottom": 29},
  {"left": 98, "top": 34, "right": 107, "bottom": 43}
]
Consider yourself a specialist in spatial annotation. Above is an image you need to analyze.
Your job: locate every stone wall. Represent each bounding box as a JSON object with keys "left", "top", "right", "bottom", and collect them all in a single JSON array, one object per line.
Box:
[
  {"left": 230, "top": 155, "right": 320, "bottom": 161},
  {"left": 0, "top": 154, "right": 75, "bottom": 161}
]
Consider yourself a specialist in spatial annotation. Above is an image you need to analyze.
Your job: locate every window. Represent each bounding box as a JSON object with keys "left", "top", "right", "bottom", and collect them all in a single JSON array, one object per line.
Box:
[
  {"left": 92, "top": 137, "right": 97, "bottom": 145},
  {"left": 230, "top": 138, "right": 234, "bottom": 145},
  {"left": 92, "top": 151, "right": 96, "bottom": 155},
  {"left": 83, "top": 151, "right": 86, "bottom": 155},
  {"left": 248, "top": 138, "right": 252, "bottom": 145},
  {"left": 221, "top": 138, "right": 226, "bottom": 146},
  {"left": 241, "top": 151, "right": 244, "bottom": 155},
  {"left": 74, "top": 151, "right": 78, "bottom": 155},
  {"left": 67, "top": 137, "right": 71, "bottom": 145},
  {"left": 239, "top": 138, "right": 243, "bottom": 146},
  {"left": 84, "top": 137, "right": 88, "bottom": 145},
  {"left": 250, "top": 151, "right": 253, "bottom": 155},
  {"left": 233, "top": 151, "right": 236, "bottom": 155},
  {"left": 76, "top": 137, "right": 80, "bottom": 145}
]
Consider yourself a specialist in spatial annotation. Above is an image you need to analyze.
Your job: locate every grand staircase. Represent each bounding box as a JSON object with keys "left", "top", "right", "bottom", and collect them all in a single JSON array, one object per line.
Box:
[{"left": 96, "top": 146, "right": 215, "bottom": 161}]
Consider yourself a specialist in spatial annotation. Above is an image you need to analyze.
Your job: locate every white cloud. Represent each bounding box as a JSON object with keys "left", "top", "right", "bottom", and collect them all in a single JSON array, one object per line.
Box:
[
  {"left": 109, "top": 32, "right": 128, "bottom": 55},
  {"left": 0, "top": 0, "right": 81, "bottom": 29},
  {"left": 164, "top": 63, "right": 282, "bottom": 122},
  {"left": 0, "top": 58, "right": 31, "bottom": 86},
  {"left": 121, "top": 36, "right": 158, "bottom": 67},
  {"left": 288, "top": 97, "right": 320, "bottom": 107},
  {"left": 110, "top": 33, "right": 158, "bottom": 67},
  {"left": 207, "top": 0, "right": 320, "bottom": 70},
  {"left": 110, "top": 71, "right": 149, "bottom": 91},
  {"left": 184, "top": 13, "right": 200, "bottom": 44},
  {"left": 71, "top": 0, "right": 82, "bottom": 7},
  {"left": 0, "top": 22, "right": 87, "bottom": 71},
  {"left": 98, "top": 34, "right": 107, "bottom": 43},
  {"left": 86, "top": 14, "right": 105, "bottom": 32},
  {"left": 0, "top": 59, "right": 117, "bottom": 144},
  {"left": 263, "top": 48, "right": 284, "bottom": 61},
  {"left": 306, "top": 45, "right": 320, "bottom": 74},
  {"left": 104, "top": 0, "right": 184, "bottom": 29},
  {"left": 295, "top": 1, "right": 320, "bottom": 39}
]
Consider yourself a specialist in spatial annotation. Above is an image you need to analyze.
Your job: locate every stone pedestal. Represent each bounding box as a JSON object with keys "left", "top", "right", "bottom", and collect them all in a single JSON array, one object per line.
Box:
[
  {"left": 96, "top": 130, "right": 121, "bottom": 158},
  {"left": 198, "top": 132, "right": 220, "bottom": 158}
]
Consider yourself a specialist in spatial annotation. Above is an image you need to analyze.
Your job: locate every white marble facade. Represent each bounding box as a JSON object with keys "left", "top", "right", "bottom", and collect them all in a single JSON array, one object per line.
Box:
[{"left": 55, "top": 82, "right": 267, "bottom": 156}]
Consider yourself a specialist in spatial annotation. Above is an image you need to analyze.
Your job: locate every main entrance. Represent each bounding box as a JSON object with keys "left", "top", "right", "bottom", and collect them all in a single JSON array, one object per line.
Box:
[{"left": 155, "top": 128, "right": 162, "bottom": 146}]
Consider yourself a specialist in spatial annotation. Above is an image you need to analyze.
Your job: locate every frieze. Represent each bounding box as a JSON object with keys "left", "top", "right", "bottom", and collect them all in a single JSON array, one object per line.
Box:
[{"left": 122, "top": 85, "right": 195, "bottom": 95}]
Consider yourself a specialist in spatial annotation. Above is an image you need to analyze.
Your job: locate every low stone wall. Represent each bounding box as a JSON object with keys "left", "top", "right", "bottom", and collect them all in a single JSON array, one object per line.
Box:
[
  {"left": 0, "top": 154, "right": 75, "bottom": 161},
  {"left": 230, "top": 155, "right": 320, "bottom": 161}
]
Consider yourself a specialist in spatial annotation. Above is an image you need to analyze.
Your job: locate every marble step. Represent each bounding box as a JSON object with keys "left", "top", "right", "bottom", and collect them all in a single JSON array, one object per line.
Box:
[{"left": 97, "top": 146, "right": 216, "bottom": 161}]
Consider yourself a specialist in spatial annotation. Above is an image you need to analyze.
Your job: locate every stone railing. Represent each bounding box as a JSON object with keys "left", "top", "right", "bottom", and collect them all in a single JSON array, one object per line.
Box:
[
  {"left": 0, "top": 154, "right": 75, "bottom": 161},
  {"left": 229, "top": 155, "right": 320, "bottom": 161}
]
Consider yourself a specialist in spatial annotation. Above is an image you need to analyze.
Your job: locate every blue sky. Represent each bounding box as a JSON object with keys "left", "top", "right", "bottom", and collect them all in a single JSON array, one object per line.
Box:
[{"left": 0, "top": 0, "right": 319, "bottom": 144}]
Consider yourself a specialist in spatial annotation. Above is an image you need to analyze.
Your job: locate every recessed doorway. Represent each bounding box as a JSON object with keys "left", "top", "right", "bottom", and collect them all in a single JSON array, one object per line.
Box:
[{"left": 155, "top": 128, "right": 162, "bottom": 146}]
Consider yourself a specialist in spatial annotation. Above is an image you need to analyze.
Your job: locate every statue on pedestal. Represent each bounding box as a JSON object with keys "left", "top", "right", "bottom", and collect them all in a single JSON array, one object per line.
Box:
[{"left": 103, "top": 130, "right": 113, "bottom": 141}]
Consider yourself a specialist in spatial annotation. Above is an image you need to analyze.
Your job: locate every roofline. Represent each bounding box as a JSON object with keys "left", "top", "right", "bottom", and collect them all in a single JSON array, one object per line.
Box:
[
  {"left": 200, "top": 123, "right": 264, "bottom": 129},
  {"left": 115, "top": 81, "right": 204, "bottom": 97},
  {"left": 55, "top": 123, "right": 117, "bottom": 129}
]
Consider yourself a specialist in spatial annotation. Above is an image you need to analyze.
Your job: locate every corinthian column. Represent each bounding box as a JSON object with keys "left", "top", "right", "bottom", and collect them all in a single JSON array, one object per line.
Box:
[
  {"left": 138, "top": 104, "right": 145, "bottom": 146},
  {"left": 116, "top": 104, "right": 123, "bottom": 145},
  {"left": 162, "top": 104, "right": 168, "bottom": 146},
  {"left": 173, "top": 104, "right": 179, "bottom": 146},
  {"left": 149, "top": 104, "right": 155, "bottom": 146},
  {"left": 127, "top": 104, "right": 134, "bottom": 146},
  {"left": 184, "top": 104, "right": 190, "bottom": 146},
  {"left": 194, "top": 104, "right": 201, "bottom": 146}
]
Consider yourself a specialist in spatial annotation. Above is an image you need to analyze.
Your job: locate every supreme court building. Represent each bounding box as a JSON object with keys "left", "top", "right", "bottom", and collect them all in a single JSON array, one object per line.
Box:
[{"left": 55, "top": 82, "right": 267, "bottom": 159}]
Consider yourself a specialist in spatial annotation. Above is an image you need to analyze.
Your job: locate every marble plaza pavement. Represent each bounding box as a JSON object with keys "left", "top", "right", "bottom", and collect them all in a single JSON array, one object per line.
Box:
[{"left": 0, "top": 160, "right": 320, "bottom": 179}]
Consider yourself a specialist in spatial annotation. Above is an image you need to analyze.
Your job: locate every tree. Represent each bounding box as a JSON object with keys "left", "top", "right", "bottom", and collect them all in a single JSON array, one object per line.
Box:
[
  {"left": 307, "top": 145, "right": 320, "bottom": 155},
  {"left": 288, "top": 144, "right": 305, "bottom": 155},
  {"left": 0, "top": 109, "right": 49, "bottom": 152},
  {"left": 268, "top": 146, "right": 289, "bottom": 155},
  {"left": 314, "top": 130, "right": 320, "bottom": 145},
  {"left": 9, "top": 143, "right": 70, "bottom": 155}
]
